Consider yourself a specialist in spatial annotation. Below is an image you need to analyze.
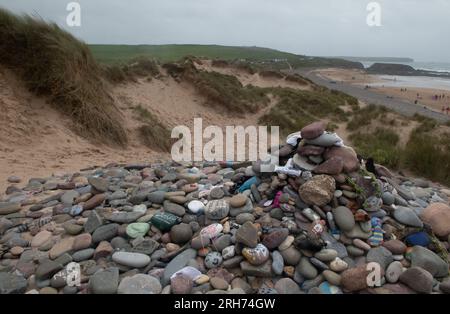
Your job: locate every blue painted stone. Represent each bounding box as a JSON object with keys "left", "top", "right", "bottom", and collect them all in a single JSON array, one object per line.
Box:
[
  {"left": 405, "top": 232, "right": 430, "bottom": 247},
  {"left": 238, "top": 177, "right": 260, "bottom": 193},
  {"left": 70, "top": 204, "right": 83, "bottom": 216},
  {"left": 318, "top": 281, "right": 342, "bottom": 294}
]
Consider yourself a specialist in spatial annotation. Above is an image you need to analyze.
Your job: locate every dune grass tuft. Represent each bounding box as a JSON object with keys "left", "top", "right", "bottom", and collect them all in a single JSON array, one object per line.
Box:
[
  {"left": 0, "top": 8, "right": 127, "bottom": 145},
  {"left": 259, "top": 87, "right": 352, "bottom": 136},
  {"left": 103, "top": 57, "right": 160, "bottom": 84},
  {"left": 164, "top": 59, "right": 269, "bottom": 113},
  {"left": 349, "top": 127, "right": 400, "bottom": 168},
  {"left": 133, "top": 105, "right": 172, "bottom": 152}
]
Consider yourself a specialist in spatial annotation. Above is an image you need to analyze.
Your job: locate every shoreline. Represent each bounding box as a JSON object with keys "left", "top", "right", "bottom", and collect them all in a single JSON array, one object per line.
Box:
[{"left": 296, "top": 68, "right": 450, "bottom": 122}]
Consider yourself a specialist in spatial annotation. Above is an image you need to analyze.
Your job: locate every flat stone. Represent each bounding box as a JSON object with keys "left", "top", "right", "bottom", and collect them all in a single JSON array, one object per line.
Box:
[
  {"left": 84, "top": 210, "right": 103, "bottom": 234},
  {"left": 88, "top": 177, "right": 109, "bottom": 193},
  {"left": 63, "top": 222, "right": 84, "bottom": 235},
  {"left": 7, "top": 176, "right": 21, "bottom": 183},
  {"left": 314, "top": 249, "right": 338, "bottom": 262},
  {"left": 205, "top": 251, "right": 223, "bottom": 269},
  {"left": 222, "top": 245, "right": 235, "bottom": 260},
  {"left": 313, "top": 157, "right": 344, "bottom": 175},
  {"left": 298, "top": 257, "right": 318, "bottom": 279},
  {"left": 235, "top": 221, "right": 258, "bottom": 248},
  {"left": 117, "top": 274, "right": 162, "bottom": 294},
  {"left": 329, "top": 257, "right": 348, "bottom": 272},
  {"left": 150, "top": 212, "right": 180, "bottom": 231},
  {"left": 210, "top": 277, "right": 228, "bottom": 290},
  {"left": 61, "top": 190, "right": 80, "bottom": 205},
  {"left": 293, "top": 154, "right": 317, "bottom": 171},
  {"left": 92, "top": 224, "right": 119, "bottom": 243},
  {"left": 31, "top": 230, "right": 53, "bottom": 248},
  {"left": 205, "top": 199, "right": 229, "bottom": 220},
  {"left": 393, "top": 206, "right": 423, "bottom": 228},
  {"left": 0, "top": 273, "right": 27, "bottom": 294},
  {"left": 280, "top": 246, "right": 301, "bottom": 266},
  {"left": 72, "top": 233, "right": 92, "bottom": 251},
  {"left": 106, "top": 212, "right": 144, "bottom": 224},
  {"left": 112, "top": 252, "right": 151, "bottom": 268},
  {"left": 235, "top": 213, "right": 255, "bottom": 225},
  {"left": 262, "top": 228, "right": 289, "bottom": 250},
  {"left": 322, "top": 270, "right": 341, "bottom": 286},
  {"left": 410, "top": 246, "right": 449, "bottom": 277},
  {"left": 171, "top": 274, "right": 193, "bottom": 294},
  {"left": 299, "top": 175, "right": 335, "bottom": 206},
  {"left": 49, "top": 237, "right": 75, "bottom": 259},
  {"left": 240, "top": 260, "right": 273, "bottom": 277},
  {"left": 323, "top": 146, "right": 360, "bottom": 173},
  {"left": 131, "top": 237, "right": 159, "bottom": 255},
  {"left": 301, "top": 121, "right": 326, "bottom": 140},
  {"left": 399, "top": 267, "right": 433, "bottom": 293},
  {"left": 341, "top": 265, "right": 369, "bottom": 292},
  {"left": 36, "top": 260, "right": 63, "bottom": 280},
  {"left": 278, "top": 235, "right": 295, "bottom": 251},
  {"left": 126, "top": 223, "right": 150, "bottom": 238},
  {"left": 229, "top": 194, "right": 248, "bottom": 208},
  {"left": 386, "top": 261, "right": 403, "bottom": 283},
  {"left": 271, "top": 251, "right": 284, "bottom": 275},
  {"left": 212, "top": 234, "right": 232, "bottom": 252},
  {"left": 187, "top": 200, "right": 204, "bottom": 214},
  {"left": 89, "top": 267, "right": 119, "bottom": 294},
  {"left": 73, "top": 248, "right": 95, "bottom": 262},
  {"left": 366, "top": 246, "right": 394, "bottom": 270},
  {"left": 275, "top": 277, "right": 301, "bottom": 294},
  {"left": 94, "top": 241, "right": 113, "bottom": 260},
  {"left": 305, "top": 132, "right": 341, "bottom": 147},
  {"left": 242, "top": 244, "right": 270, "bottom": 265},
  {"left": 382, "top": 239, "right": 407, "bottom": 255},
  {"left": 332, "top": 206, "right": 355, "bottom": 232},
  {"left": 163, "top": 201, "right": 185, "bottom": 217},
  {"left": 82, "top": 194, "right": 106, "bottom": 211},
  {"left": 170, "top": 223, "right": 193, "bottom": 244},
  {"left": 420, "top": 203, "right": 450, "bottom": 237},
  {"left": 162, "top": 248, "right": 197, "bottom": 285},
  {"left": 382, "top": 192, "right": 395, "bottom": 206},
  {"left": 0, "top": 202, "right": 21, "bottom": 215},
  {"left": 147, "top": 191, "right": 166, "bottom": 204}
]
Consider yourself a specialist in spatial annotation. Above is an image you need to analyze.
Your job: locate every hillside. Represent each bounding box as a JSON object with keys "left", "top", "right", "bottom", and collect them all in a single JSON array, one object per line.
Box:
[
  {"left": 89, "top": 44, "right": 364, "bottom": 70},
  {"left": 337, "top": 56, "right": 415, "bottom": 63}
]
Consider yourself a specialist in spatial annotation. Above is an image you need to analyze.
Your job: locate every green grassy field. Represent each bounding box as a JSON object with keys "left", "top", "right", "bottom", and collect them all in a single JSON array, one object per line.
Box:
[
  {"left": 89, "top": 44, "right": 363, "bottom": 70},
  {"left": 89, "top": 44, "right": 299, "bottom": 64}
]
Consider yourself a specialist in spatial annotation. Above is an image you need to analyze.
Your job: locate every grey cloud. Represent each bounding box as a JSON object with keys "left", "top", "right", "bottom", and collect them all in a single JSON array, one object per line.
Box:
[{"left": 0, "top": 0, "right": 448, "bottom": 61}]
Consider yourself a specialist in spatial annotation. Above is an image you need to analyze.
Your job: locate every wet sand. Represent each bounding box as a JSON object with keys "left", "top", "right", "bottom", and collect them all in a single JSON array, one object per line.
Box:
[{"left": 312, "top": 68, "right": 450, "bottom": 115}]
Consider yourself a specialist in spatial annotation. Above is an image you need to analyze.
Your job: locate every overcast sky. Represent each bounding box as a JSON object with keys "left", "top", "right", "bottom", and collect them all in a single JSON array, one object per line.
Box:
[{"left": 1, "top": 0, "right": 449, "bottom": 62}]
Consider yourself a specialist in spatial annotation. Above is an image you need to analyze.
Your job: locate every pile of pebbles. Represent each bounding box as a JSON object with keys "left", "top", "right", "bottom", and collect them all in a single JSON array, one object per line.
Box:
[{"left": 1, "top": 121, "right": 450, "bottom": 294}]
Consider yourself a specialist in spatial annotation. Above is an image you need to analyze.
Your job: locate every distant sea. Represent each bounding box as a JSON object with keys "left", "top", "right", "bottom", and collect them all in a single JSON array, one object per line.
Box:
[{"left": 360, "top": 61, "right": 450, "bottom": 73}]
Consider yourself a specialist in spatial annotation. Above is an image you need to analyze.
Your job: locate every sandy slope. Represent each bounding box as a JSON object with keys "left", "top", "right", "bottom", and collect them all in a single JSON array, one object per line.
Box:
[
  {"left": 0, "top": 64, "right": 297, "bottom": 195},
  {"left": 0, "top": 67, "right": 170, "bottom": 194},
  {"left": 196, "top": 59, "right": 312, "bottom": 90}
]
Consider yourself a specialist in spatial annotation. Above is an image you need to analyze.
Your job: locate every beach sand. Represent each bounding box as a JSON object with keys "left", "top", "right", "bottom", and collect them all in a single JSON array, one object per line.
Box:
[
  {"left": 372, "top": 87, "right": 450, "bottom": 113},
  {"left": 314, "top": 68, "right": 450, "bottom": 114}
]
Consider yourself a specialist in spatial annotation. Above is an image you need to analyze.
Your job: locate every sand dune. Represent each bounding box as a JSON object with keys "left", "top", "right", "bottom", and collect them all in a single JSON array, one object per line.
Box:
[{"left": 0, "top": 64, "right": 299, "bottom": 194}]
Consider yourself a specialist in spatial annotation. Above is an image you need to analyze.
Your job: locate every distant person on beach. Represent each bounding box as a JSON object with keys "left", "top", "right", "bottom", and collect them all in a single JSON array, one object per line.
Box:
[
  {"left": 443, "top": 106, "right": 446, "bottom": 114},
  {"left": 447, "top": 106, "right": 450, "bottom": 115}
]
